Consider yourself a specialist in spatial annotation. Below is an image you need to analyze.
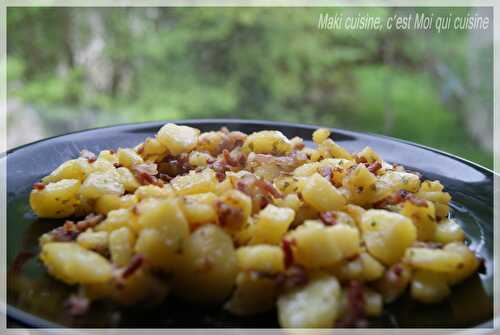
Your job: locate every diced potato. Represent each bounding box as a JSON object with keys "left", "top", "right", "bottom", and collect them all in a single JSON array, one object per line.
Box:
[
  {"left": 89, "top": 158, "right": 115, "bottom": 173},
  {"left": 77, "top": 229, "right": 109, "bottom": 251},
  {"left": 135, "top": 184, "right": 173, "bottom": 199},
  {"left": 361, "top": 210, "right": 416, "bottom": 265},
  {"left": 344, "top": 204, "right": 365, "bottom": 228},
  {"left": 135, "top": 198, "right": 189, "bottom": 270},
  {"left": 97, "top": 150, "right": 118, "bottom": 164},
  {"left": 242, "top": 130, "right": 292, "bottom": 155},
  {"left": 117, "top": 148, "right": 144, "bottom": 168},
  {"left": 157, "top": 123, "right": 200, "bottom": 155},
  {"left": 95, "top": 194, "right": 137, "bottom": 215},
  {"left": 374, "top": 263, "right": 412, "bottom": 303},
  {"left": 277, "top": 272, "right": 341, "bottom": 328},
  {"left": 116, "top": 167, "right": 140, "bottom": 192},
  {"left": 379, "top": 171, "right": 421, "bottom": 193},
  {"left": 404, "top": 247, "right": 462, "bottom": 273},
  {"left": 330, "top": 257, "right": 363, "bottom": 281},
  {"left": 444, "top": 242, "right": 480, "bottom": 285},
  {"left": 197, "top": 131, "right": 226, "bottom": 156},
  {"left": 175, "top": 224, "right": 238, "bottom": 304},
  {"left": 399, "top": 200, "right": 437, "bottom": 241},
  {"left": 40, "top": 242, "right": 113, "bottom": 284},
  {"left": 417, "top": 180, "right": 451, "bottom": 218},
  {"left": 343, "top": 165, "right": 380, "bottom": 206},
  {"left": 218, "top": 189, "right": 252, "bottom": 230},
  {"left": 188, "top": 151, "right": 213, "bottom": 167},
  {"left": 214, "top": 178, "right": 233, "bottom": 195},
  {"left": 109, "top": 227, "right": 135, "bottom": 267},
  {"left": 80, "top": 170, "right": 124, "bottom": 200},
  {"left": 356, "top": 146, "right": 380, "bottom": 164},
  {"left": 410, "top": 270, "right": 450, "bottom": 303},
  {"left": 312, "top": 128, "right": 331, "bottom": 144},
  {"left": 364, "top": 288, "right": 383, "bottom": 317},
  {"left": 96, "top": 208, "right": 139, "bottom": 233},
  {"left": 317, "top": 139, "right": 353, "bottom": 160},
  {"left": 171, "top": 168, "right": 217, "bottom": 195},
  {"left": 42, "top": 158, "right": 91, "bottom": 183},
  {"left": 30, "top": 179, "right": 81, "bottom": 218},
  {"left": 225, "top": 272, "right": 277, "bottom": 316},
  {"left": 293, "top": 162, "right": 320, "bottom": 177},
  {"left": 434, "top": 219, "right": 465, "bottom": 244},
  {"left": 142, "top": 137, "right": 168, "bottom": 157},
  {"left": 287, "top": 220, "right": 359, "bottom": 268},
  {"left": 302, "top": 173, "right": 346, "bottom": 212},
  {"left": 236, "top": 245, "right": 284, "bottom": 273},
  {"left": 274, "top": 193, "right": 302, "bottom": 212},
  {"left": 360, "top": 251, "right": 385, "bottom": 281},
  {"left": 181, "top": 192, "right": 218, "bottom": 226},
  {"left": 249, "top": 205, "right": 295, "bottom": 245}
]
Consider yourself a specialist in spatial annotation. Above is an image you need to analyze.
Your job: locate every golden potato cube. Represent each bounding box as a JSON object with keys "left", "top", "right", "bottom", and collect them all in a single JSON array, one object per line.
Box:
[
  {"left": 287, "top": 220, "right": 359, "bottom": 268},
  {"left": 95, "top": 194, "right": 137, "bottom": 215},
  {"left": 404, "top": 247, "right": 462, "bottom": 273},
  {"left": 330, "top": 257, "right": 363, "bottom": 281},
  {"left": 142, "top": 137, "right": 168, "bottom": 156},
  {"left": 242, "top": 130, "right": 292, "bottom": 155},
  {"left": 277, "top": 272, "right": 341, "bottom": 328},
  {"left": 96, "top": 208, "right": 139, "bottom": 233},
  {"left": 157, "top": 123, "right": 200, "bottom": 155},
  {"left": 364, "top": 288, "right": 383, "bottom": 317},
  {"left": 250, "top": 205, "right": 295, "bottom": 245},
  {"left": 42, "top": 158, "right": 91, "bottom": 183},
  {"left": 434, "top": 219, "right": 465, "bottom": 244},
  {"left": 135, "top": 184, "right": 174, "bottom": 199},
  {"left": 171, "top": 168, "right": 217, "bottom": 195},
  {"left": 40, "top": 242, "right": 113, "bottom": 284},
  {"left": 400, "top": 200, "right": 437, "bottom": 241},
  {"left": 80, "top": 170, "right": 124, "bottom": 200},
  {"left": 116, "top": 167, "right": 140, "bottom": 192},
  {"left": 175, "top": 224, "right": 238, "bottom": 304},
  {"left": 236, "top": 245, "right": 284, "bottom": 273},
  {"left": 410, "top": 270, "right": 450, "bottom": 304},
  {"left": 302, "top": 173, "right": 346, "bottom": 212},
  {"left": 444, "top": 242, "right": 480, "bottom": 285},
  {"left": 30, "top": 179, "right": 81, "bottom": 218},
  {"left": 312, "top": 128, "right": 331, "bottom": 144},
  {"left": 361, "top": 209, "right": 416, "bottom": 265},
  {"left": 181, "top": 192, "right": 218, "bottom": 226},
  {"left": 274, "top": 193, "right": 302, "bottom": 212},
  {"left": 135, "top": 198, "right": 189, "bottom": 270},
  {"left": 374, "top": 263, "right": 412, "bottom": 303},
  {"left": 89, "top": 158, "right": 115, "bottom": 173},
  {"left": 97, "top": 150, "right": 118, "bottom": 164},
  {"left": 356, "top": 146, "right": 381, "bottom": 164},
  {"left": 225, "top": 271, "right": 277, "bottom": 316},
  {"left": 77, "top": 229, "right": 109, "bottom": 251},
  {"left": 117, "top": 148, "right": 144, "bottom": 168},
  {"left": 188, "top": 151, "right": 213, "bottom": 167},
  {"left": 293, "top": 162, "right": 320, "bottom": 177},
  {"left": 317, "top": 139, "right": 353, "bottom": 160},
  {"left": 343, "top": 165, "right": 379, "bottom": 206},
  {"left": 109, "top": 227, "right": 135, "bottom": 267},
  {"left": 379, "top": 171, "right": 421, "bottom": 193},
  {"left": 360, "top": 251, "right": 385, "bottom": 281}
]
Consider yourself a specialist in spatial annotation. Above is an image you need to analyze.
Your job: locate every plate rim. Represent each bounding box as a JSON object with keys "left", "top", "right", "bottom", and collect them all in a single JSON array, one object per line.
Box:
[{"left": 5, "top": 118, "right": 495, "bottom": 329}]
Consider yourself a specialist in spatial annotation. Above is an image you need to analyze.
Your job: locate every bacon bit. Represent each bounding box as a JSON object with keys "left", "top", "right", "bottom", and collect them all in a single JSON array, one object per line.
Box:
[
  {"left": 122, "top": 254, "right": 144, "bottom": 279},
  {"left": 354, "top": 155, "right": 368, "bottom": 164},
  {"left": 158, "top": 153, "right": 192, "bottom": 178},
  {"left": 76, "top": 213, "right": 104, "bottom": 231},
  {"left": 336, "top": 280, "right": 366, "bottom": 328},
  {"left": 408, "top": 196, "right": 428, "bottom": 207},
  {"left": 275, "top": 264, "right": 308, "bottom": 290},
  {"left": 11, "top": 250, "right": 35, "bottom": 273},
  {"left": 65, "top": 294, "right": 90, "bottom": 316},
  {"left": 216, "top": 200, "right": 244, "bottom": 228},
  {"left": 113, "top": 163, "right": 123, "bottom": 168},
  {"left": 32, "top": 182, "right": 45, "bottom": 191},
  {"left": 136, "top": 144, "right": 145, "bottom": 155},
  {"left": 132, "top": 163, "right": 163, "bottom": 186},
  {"left": 51, "top": 221, "right": 80, "bottom": 242},
  {"left": 320, "top": 211, "right": 338, "bottom": 226},
  {"left": 222, "top": 149, "right": 242, "bottom": 167},
  {"left": 367, "top": 161, "right": 382, "bottom": 174},
  {"left": 319, "top": 166, "right": 333, "bottom": 180},
  {"left": 282, "top": 238, "right": 296, "bottom": 268},
  {"left": 255, "top": 179, "right": 283, "bottom": 199},
  {"left": 392, "top": 264, "right": 403, "bottom": 277},
  {"left": 373, "top": 189, "right": 410, "bottom": 208},
  {"left": 80, "top": 149, "right": 97, "bottom": 163}
]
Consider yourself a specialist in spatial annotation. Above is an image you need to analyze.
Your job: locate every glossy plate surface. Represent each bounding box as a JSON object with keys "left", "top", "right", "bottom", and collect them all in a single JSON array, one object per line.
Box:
[{"left": 5, "top": 119, "right": 494, "bottom": 328}]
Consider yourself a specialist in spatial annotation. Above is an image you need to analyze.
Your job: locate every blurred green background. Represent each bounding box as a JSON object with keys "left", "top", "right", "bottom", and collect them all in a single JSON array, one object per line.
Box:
[{"left": 7, "top": 7, "right": 493, "bottom": 168}]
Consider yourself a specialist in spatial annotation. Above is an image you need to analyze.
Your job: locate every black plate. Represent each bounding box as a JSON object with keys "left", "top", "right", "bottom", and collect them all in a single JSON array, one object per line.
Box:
[{"left": 5, "top": 119, "right": 494, "bottom": 328}]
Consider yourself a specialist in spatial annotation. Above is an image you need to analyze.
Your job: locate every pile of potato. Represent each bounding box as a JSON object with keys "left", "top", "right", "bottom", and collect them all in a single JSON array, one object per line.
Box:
[{"left": 30, "top": 123, "right": 481, "bottom": 328}]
